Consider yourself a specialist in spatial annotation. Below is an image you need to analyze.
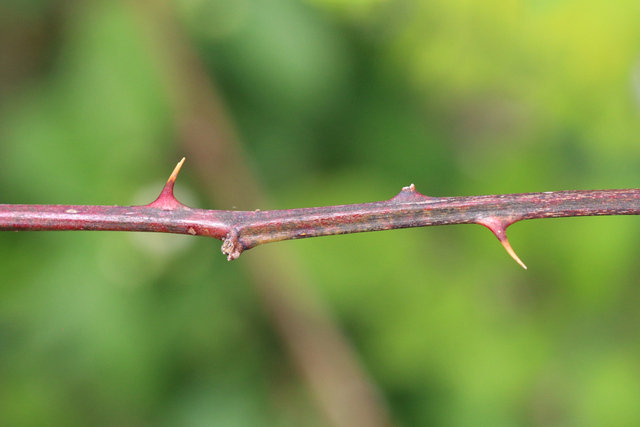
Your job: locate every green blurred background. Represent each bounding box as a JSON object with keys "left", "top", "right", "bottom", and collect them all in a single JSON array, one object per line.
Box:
[{"left": 1, "top": 0, "right": 640, "bottom": 425}]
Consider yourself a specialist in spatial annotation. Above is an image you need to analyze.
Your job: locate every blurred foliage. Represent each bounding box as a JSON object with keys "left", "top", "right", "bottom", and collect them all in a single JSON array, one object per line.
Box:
[{"left": 1, "top": 0, "right": 640, "bottom": 425}]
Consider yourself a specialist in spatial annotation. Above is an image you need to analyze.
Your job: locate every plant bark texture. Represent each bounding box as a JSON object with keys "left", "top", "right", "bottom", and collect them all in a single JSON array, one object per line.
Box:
[{"left": 1, "top": 159, "right": 639, "bottom": 268}]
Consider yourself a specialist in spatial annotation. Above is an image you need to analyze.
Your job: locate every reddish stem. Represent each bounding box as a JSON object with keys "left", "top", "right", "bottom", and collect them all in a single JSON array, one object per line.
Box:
[{"left": 1, "top": 159, "right": 638, "bottom": 268}]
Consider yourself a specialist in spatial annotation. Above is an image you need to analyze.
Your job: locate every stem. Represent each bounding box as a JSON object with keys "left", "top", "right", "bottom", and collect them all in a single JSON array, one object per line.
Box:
[
  {"left": 0, "top": 203, "right": 230, "bottom": 238},
  {"left": 1, "top": 159, "right": 639, "bottom": 268}
]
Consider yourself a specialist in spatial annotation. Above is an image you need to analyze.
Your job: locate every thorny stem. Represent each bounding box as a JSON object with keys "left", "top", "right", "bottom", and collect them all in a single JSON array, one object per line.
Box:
[{"left": 1, "top": 159, "right": 639, "bottom": 268}]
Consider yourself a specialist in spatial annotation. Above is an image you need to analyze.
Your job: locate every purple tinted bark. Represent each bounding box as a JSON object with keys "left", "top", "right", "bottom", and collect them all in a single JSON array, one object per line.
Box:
[
  {"left": 0, "top": 203, "right": 231, "bottom": 240},
  {"left": 233, "top": 188, "right": 640, "bottom": 249},
  {"left": 0, "top": 160, "right": 638, "bottom": 266}
]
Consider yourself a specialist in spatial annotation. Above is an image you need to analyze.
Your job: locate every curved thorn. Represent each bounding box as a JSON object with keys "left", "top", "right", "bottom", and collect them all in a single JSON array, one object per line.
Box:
[
  {"left": 475, "top": 217, "right": 527, "bottom": 269},
  {"left": 148, "top": 158, "right": 187, "bottom": 210},
  {"left": 498, "top": 234, "right": 527, "bottom": 269}
]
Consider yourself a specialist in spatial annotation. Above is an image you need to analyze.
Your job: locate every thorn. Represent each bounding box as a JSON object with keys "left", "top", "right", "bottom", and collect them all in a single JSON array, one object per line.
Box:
[
  {"left": 167, "top": 157, "right": 186, "bottom": 186},
  {"left": 148, "top": 158, "right": 187, "bottom": 210},
  {"left": 475, "top": 217, "right": 527, "bottom": 269},
  {"left": 392, "top": 183, "right": 440, "bottom": 204},
  {"left": 498, "top": 234, "right": 527, "bottom": 270}
]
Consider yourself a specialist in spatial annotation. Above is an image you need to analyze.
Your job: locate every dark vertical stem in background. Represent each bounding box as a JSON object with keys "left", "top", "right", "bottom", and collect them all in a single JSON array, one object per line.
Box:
[{"left": 132, "top": 2, "right": 393, "bottom": 426}]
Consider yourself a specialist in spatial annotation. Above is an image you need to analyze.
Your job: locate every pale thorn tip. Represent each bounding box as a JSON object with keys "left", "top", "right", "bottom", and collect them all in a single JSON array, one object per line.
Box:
[
  {"left": 168, "top": 157, "right": 186, "bottom": 184},
  {"left": 499, "top": 236, "right": 527, "bottom": 269}
]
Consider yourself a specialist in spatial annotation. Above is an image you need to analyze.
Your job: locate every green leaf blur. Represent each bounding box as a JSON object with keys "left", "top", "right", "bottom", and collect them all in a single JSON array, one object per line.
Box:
[{"left": 1, "top": 0, "right": 640, "bottom": 425}]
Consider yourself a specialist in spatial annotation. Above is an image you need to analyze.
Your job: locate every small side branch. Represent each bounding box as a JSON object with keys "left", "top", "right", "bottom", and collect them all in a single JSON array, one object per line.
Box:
[{"left": 1, "top": 159, "right": 638, "bottom": 268}]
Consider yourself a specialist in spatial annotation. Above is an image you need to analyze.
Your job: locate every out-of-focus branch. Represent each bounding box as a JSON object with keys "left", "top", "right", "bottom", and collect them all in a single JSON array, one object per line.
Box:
[{"left": 129, "top": 2, "right": 394, "bottom": 426}]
